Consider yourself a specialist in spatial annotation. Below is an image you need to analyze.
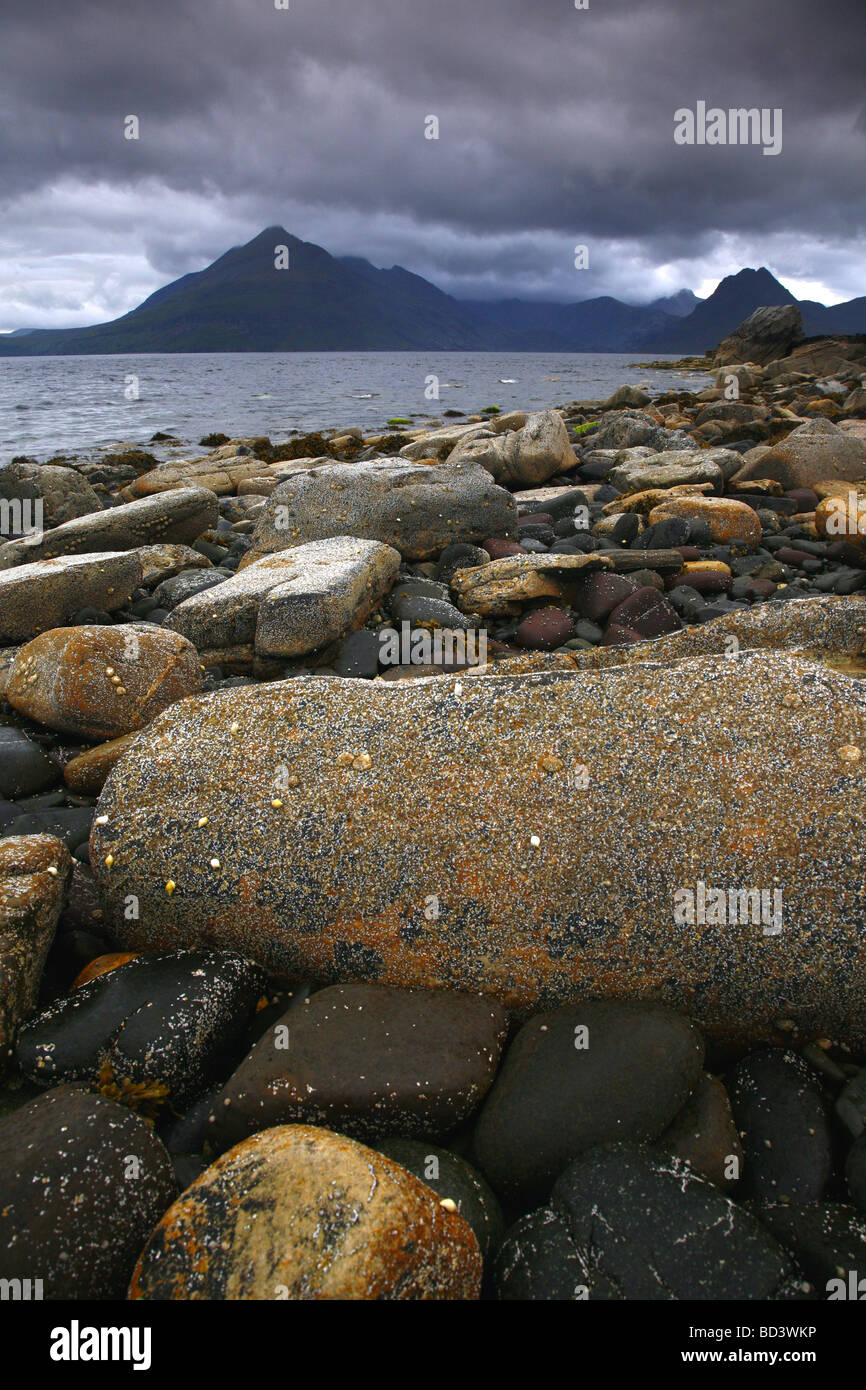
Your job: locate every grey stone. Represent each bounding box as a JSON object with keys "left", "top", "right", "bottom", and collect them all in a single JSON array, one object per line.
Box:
[{"left": 240, "top": 458, "right": 516, "bottom": 564}]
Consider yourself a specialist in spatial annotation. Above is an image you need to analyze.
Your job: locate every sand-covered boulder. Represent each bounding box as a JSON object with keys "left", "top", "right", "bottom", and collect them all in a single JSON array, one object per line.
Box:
[{"left": 93, "top": 646, "right": 866, "bottom": 1046}]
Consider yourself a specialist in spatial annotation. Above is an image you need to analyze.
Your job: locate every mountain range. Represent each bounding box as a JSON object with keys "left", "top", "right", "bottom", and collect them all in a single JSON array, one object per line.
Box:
[{"left": 1, "top": 227, "right": 864, "bottom": 356}]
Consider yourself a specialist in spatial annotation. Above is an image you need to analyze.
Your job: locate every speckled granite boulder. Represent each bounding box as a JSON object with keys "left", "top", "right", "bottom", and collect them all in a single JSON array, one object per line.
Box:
[
  {"left": 93, "top": 646, "right": 866, "bottom": 1045},
  {"left": 0, "top": 486, "right": 218, "bottom": 568},
  {"left": 129, "top": 1124, "right": 482, "bottom": 1300},
  {"left": 168, "top": 537, "right": 400, "bottom": 658}
]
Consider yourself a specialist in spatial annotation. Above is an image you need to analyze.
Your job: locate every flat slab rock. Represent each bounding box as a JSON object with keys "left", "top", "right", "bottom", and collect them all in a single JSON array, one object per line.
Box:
[
  {"left": 166, "top": 537, "right": 400, "bottom": 657},
  {"left": 93, "top": 647, "right": 866, "bottom": 1045},
  {"left": 0, "top": 551, "right": 143, "bottom": 643},
  {"left": 0, "top": 486, "right": 218, "bottom": 569}
]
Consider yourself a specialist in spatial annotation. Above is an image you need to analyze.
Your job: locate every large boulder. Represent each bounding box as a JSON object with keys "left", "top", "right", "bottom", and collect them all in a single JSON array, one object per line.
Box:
[
  {"left": 239, "top": 458, "right": 516, "bottom": 565},
  {"left": 92, "top": 646, "right": 866, "bottom": 1047},
  {"left": 167, "top": 537, "right": 400, "bottom": 659},
  {"left": 444, "top": 411, "right": 576, "bottom": 488},
  {"left": 732, "top": 418, "right": 866, "bottom": 490},
  {"left": 607, "top": 449, "right": 741, "bottom": 496},
  {"left": 591, "top": 411, "right": 693, "bottom": 454},
  {"left": 129, "top": 1124, "right": 482, "bottom": 1300},
  {"left": 715, "top": 304, "right": 805, "bottom": 368},
  {"left": 0, "top": 486, "right": 219, "bottom": 569}
]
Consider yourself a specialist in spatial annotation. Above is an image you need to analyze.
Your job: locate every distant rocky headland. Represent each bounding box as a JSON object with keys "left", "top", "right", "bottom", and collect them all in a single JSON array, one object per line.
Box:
[{"left": 2, "top": 226, "right": 865, "bottom": 355}]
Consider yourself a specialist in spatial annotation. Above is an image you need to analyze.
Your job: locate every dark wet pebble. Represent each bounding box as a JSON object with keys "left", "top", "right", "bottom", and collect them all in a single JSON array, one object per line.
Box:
[
  {"left": 0, "top": 1085, "right": 176, "bottom": 1299},
  {"left": 0, "top": 726, "right": 59, "bottom": 799},
  {"left": 496, "top": 1143, "right": 795, "bottom": 1301},
  {"left": 471, "top": 1001, "right": 704, "bottom": 1206},
  {"left": 728, "top": 1048, "right": 834, "bottom": 1204},
  {"left": 15, "top": 949, "right": 265, "bottom": 1110}
]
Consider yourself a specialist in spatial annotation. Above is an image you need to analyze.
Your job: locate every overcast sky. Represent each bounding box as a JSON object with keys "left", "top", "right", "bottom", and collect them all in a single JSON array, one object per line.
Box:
[{"left": 0, "top": 0, "right": 864, "bottom": 330}]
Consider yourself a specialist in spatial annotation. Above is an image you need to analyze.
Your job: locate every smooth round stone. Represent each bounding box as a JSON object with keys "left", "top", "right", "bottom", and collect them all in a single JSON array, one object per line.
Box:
[
  {"left": 728, "top": 1048, "right": 834, "bottom": 1203},
  {"left": 483, "top": 538, "right": 526, "bottom": 559},
  {"left": 435, "top": 543, "right": 489, "bottom": 585},
  {"left": 374, "top": 1138, "right": 504, "bottom": 1264},
  {"left": 607, "top": 586, "right": 680, "bottom": 639},
  {"left": 573, "top": 572, "right": 639, "bottom": 622},
  {"left": 151, "top": 570, "right": 225, "bottom": 609},
  {"left": 16, "top": 949, "right": 265, "bottom": 1110},
  {"left": 471, "top": 1001, "right": 705, "bottom": 1206},
  {"left": 204, "top": 981, "right": 508, "bottom": 1153},
  {"left": 515, "top": 607, "right": 574, "bottom": 650},
  {"left": 755, "top": 1202, "right": 866, "bottom": 1291},
  {"left": 648, "top": 497, "right": 762, "bottom": 549},
  {"left": 0, "top": 1086, "right": 176, "bottom": 1299},
  {"left": 846, "top": 1134, "right": 866, "bottom": 1211},
  {"left": 655, "top": 1072, "right": 744, "bottom": 1190},
  {"left": 130, "top": 1124, "right": 482, "bottom": 1301},
  {"left": 0, "top": 727, "right": 59, "bottom": 800},
  {"left": 333, "top": 628, "right": 381, "bottom": 678},
  {"left": 601, "top": 621, "right": 644, "bottom": 646},
  {"left": 496, "top": 1143, "right": 793, "bottom": 1300},
  {"left": 574, "top": 619, "right": 603, "bottom": 644},
  {"left": 520, "top": 537, "right": 550, "bottom": 553},
  {"left": 1, "top": 805, "right": 93, "bottom": 850}
]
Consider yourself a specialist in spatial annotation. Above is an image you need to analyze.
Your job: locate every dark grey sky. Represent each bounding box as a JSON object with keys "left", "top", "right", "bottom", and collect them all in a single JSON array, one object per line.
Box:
[{"left": 1, "top": 0, "right": 864, "bottom": 329}]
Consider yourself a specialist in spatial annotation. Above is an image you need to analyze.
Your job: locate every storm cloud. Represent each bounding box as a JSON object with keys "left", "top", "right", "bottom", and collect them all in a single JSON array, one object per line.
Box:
[{"left": 1, "top": 0, "right": 864, "bottom": 329}]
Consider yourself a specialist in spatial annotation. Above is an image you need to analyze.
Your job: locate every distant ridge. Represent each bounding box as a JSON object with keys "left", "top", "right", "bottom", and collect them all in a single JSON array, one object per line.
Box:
[{"left": 0, "top": 228, "right": 863, "bottom": 355}]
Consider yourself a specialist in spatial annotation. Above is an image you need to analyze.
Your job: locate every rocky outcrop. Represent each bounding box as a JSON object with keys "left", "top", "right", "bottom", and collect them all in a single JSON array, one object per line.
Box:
[{"left": 714, "top": 304, "right": 805, "bottom": 367}]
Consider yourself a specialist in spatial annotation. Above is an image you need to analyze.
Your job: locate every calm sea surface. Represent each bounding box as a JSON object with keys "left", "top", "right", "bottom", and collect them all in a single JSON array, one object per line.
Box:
[{"left": 0, "top": 351, "right": 712, "bottom": 461}]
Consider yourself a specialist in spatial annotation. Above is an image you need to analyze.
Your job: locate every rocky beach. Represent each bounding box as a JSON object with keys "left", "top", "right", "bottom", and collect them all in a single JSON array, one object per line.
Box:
[{"left": 2, "top": 306, "right": 866, "bottom": 1302}]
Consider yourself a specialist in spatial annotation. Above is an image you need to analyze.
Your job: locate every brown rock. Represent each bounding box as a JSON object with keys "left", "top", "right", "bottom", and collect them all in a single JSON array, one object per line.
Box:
[
  {"left": 130, "top": 1124, "right": 482, "bottom": 1300},
  {"left": 657, "top": 1073, "right": 744, "bottom": 1190},
  {"left": 64, "top": 734, "right": 139, "bottom": 794},
  {"left": 7, "top": 625, "right": 203, "bottom": 740},
  {"left": 0, "top": 552, "right": 142, "bottom": 643},
  {"left": 0, "top": 835, "right": 72, "bottom": 1070},
  {"left": 204, "top": 982, "right": 508, "bottom": 1153},
  {"left": 648, "top": 496, "right": 762, "bottom": 549}
]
